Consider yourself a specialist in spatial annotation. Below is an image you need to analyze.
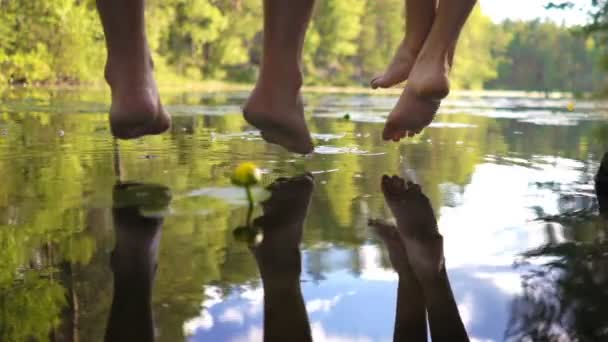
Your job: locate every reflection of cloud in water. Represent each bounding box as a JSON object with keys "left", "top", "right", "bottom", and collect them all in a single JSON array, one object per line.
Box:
[
  {"left": 311, "top": 322, "right": 376, "bottom": 342},
  {"left": 307, "top": 294, "right": 344, "bottom": 314},
  {"left": 183, "top": 286, "right": 224, "bottom": 335},
  {"left": 439, "top": 162, "right": 581, "bottom": 268},
  {"left": 229, "top": 325, "right": 263, "bottom": 342},
  {"left": 359, "top": 244, "right": 398, "bottom": 282},
  {"left": 219, "top": 308, "right": 245, "bottom": 325}
]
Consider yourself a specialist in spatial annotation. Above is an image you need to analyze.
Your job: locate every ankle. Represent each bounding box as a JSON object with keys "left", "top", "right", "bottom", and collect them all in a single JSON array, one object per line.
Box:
[
  {"left": 258, "top": 63, "right": 303, "bottom": 90},
  {"left": 104, "top": 51, "right": 154, "bottom": 87},
  {"left": 402, "top": 36, "right": 425, "bottom": 55}
]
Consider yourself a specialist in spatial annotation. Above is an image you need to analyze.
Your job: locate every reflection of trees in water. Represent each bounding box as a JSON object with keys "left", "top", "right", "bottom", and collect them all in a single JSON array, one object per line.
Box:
[
  {"left": 506, "top": 154, "right": 608, "bottom": 342},
  {"left": 3, "top": 92, "right": 608, "bottom": 340},
  {"left": 506, "top": 240, "right": 608, "bottom": 342}
]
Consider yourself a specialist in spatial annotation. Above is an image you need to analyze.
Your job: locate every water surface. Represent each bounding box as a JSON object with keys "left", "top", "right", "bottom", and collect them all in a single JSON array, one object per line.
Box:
[{"left": 0, "top": 89, "right": 607, "bottom": 341}]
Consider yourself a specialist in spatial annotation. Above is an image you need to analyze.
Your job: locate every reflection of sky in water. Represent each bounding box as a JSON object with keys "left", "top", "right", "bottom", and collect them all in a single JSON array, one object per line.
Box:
[
  {"left": 1, "top": 91, "right": 604, "bottom": 341},
  {"left": 183, "top": 155, "right": 591, "bottom": 342}
]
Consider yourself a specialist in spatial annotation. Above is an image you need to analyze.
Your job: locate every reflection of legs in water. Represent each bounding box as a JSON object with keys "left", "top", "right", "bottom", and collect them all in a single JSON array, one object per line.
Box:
[
  {"left": 371, "top": 0, "right": 437, "bottom": 89},
  {"left": 96, "top": 0, "right": 171, "bottom": 139},
  {"left": 105, "top": 182, "right": 171, "bottom": 342},
  {"left": 249, "top": 174, "right": 314, "bottom": 341},
  {"left": 377, "top": 175, "right": 469, "bottom": 342},
  {"left": 243, "top": 0, "right": 315, "bottom": 155},
  {"left": 382, "top": 0, "right": 476, "bottom": 141},
  {"left": 370, "top": 219, "right": 427, "bottom": 342}
]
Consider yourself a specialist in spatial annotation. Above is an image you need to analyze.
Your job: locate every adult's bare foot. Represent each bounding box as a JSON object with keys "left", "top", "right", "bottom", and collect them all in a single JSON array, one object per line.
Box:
[
  {"left": 380, "top": 175, "right": 444, "bottom": 283},
  {"left": 370, "top": 39, "right": 419, "bottom": 89},
  {"left": 243, "top": 76, "right": 314, "bottom": 155},
  {"left": 382, "top": 86, "right": 440, "bottom": 141},
  {"left": 105, "top": 56, "right": 171, "bottom": 140}
]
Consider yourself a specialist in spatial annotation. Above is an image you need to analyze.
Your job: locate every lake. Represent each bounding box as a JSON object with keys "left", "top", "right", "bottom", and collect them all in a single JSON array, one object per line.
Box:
[{"left": 0, "top": 88, "right": 607, "bottom": 342}]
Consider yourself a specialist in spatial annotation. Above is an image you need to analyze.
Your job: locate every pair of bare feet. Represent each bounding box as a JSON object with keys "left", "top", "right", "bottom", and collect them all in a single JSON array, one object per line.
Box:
[{"left": 373, "top": 41, "right": 452, "bottom": 142}]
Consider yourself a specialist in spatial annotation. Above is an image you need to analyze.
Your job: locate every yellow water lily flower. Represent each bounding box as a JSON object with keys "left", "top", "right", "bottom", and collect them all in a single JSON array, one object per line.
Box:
[
  {"left": 232, "top": 162, "right": 262, "bottom": 187},
  {"left": 567, "top": 102, "right": 575, "bottom": 111}
]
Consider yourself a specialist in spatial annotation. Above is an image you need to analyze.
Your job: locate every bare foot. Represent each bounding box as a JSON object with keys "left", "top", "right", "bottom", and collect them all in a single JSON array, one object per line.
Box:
[
  {"left": 105, "top": 56, "right": 171, "bottom": 140},
  {"left": 382, "top": 86, "right": 440, "bottom": 141},
  {"left": 380, "top": 175, "right": 444, "bottom": 283},
  {"left": 371, "top": 39, "right": 418, "bottom": 89},
  {"left": 243, "top": 76, "right": 314, "bottom": 155},
  {"left": 408, "top": 53, "right": 451, "bottom": 100}
]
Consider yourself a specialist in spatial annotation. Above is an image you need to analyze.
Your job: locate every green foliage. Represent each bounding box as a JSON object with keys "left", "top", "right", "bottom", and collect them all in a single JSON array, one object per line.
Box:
[
  {"left": 486, "top": 19, "right": 607, "bottom": 92},
  {"left": 0, "top": 1, "right": 606, "bottom": 92},
  {"left": 451, "top": 6, "right": 505, "bottom": 89},
  {"left": 0, "top": 0, "right": 105, "bottom": 84}
]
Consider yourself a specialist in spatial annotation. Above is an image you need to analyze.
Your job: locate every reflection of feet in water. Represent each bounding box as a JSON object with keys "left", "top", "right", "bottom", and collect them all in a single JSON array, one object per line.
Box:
[
  {"left": 105, "top": 182, "right": 171, "bottom": 342},
  {"left": 380, "top": 175, "right": 444, "bottom": 282},
  {"left": 105, "top": 56, "right": 171, "bottom": 140},
  {"left": 243, "top": 78, "right": 314, "bottom": 155},
  {"left": 369, "top": 219, "right": 413, "bottom": 276},
  {"left": 375, "top": 175, "right": 469, "bottom": 342},
  {"left": 250, "top": 174, "right": 314, "bottom": 342},
  {"left": 251, "top": 173, "right": 314, "bottom": 278}
]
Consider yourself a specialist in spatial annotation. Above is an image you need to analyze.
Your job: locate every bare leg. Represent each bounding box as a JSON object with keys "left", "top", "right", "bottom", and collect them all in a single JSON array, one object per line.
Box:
[
  {"left": 250, "top": 174, "right": 314, "bottom": 341},
  {"left": 370, "top": 220, "right": 428, "bottom": 342},
  {"left": 96, "top": 0, "right": 171, "bottom": 139},
  {"left": 382, "top": 0, "right": 475, "bottom": 141},
  {"left": 243, "top": 0, "right": 315, "bottom": 154},
  {"left": 371, "top": 0, "right": 437, "bottom": 89},
  {"left": 408, "top": 0, "right": 476, "bottom": 99}
]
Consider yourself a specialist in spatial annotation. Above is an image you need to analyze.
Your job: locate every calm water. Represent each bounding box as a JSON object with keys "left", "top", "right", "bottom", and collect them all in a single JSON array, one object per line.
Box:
[{"left": 0, "top": 89, "right": 607, "bottom": 342}]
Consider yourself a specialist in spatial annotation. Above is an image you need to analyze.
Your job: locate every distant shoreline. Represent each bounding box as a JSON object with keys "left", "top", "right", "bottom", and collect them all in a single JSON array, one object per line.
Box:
[{"left": 2, "top": 80, "right": 580, "bottom": 99}]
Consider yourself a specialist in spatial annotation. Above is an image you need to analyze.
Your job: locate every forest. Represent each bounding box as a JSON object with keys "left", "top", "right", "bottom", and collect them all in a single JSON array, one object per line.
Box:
[{"left": 0, "top": 0, "right": 607, "bottom": 93}]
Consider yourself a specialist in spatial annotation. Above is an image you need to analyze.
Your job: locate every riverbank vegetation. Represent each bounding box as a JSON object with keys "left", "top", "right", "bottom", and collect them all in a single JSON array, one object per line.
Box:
[{"left": 1, "top": 0, "right": 606, "bottom": 93}]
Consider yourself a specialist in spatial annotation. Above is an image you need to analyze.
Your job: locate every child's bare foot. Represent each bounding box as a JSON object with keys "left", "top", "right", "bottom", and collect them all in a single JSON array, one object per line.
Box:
[
  {"left": 382, "top": 86, "right": 440, "bottom": 141},
  {"left": 370, "top": 39, "right": 418, "bottom": 89},
  {"left": 408, "top": 53, "right": 451, "bottom": 100},
  {"left": 243, "top": 74, "right": 314, "bottom": 155},
  {"left": 380, "top": 175, "right": 444, "bottom": 283},
  {"left": 105, "top": 56, "right": 171, "bottom": 140}
]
